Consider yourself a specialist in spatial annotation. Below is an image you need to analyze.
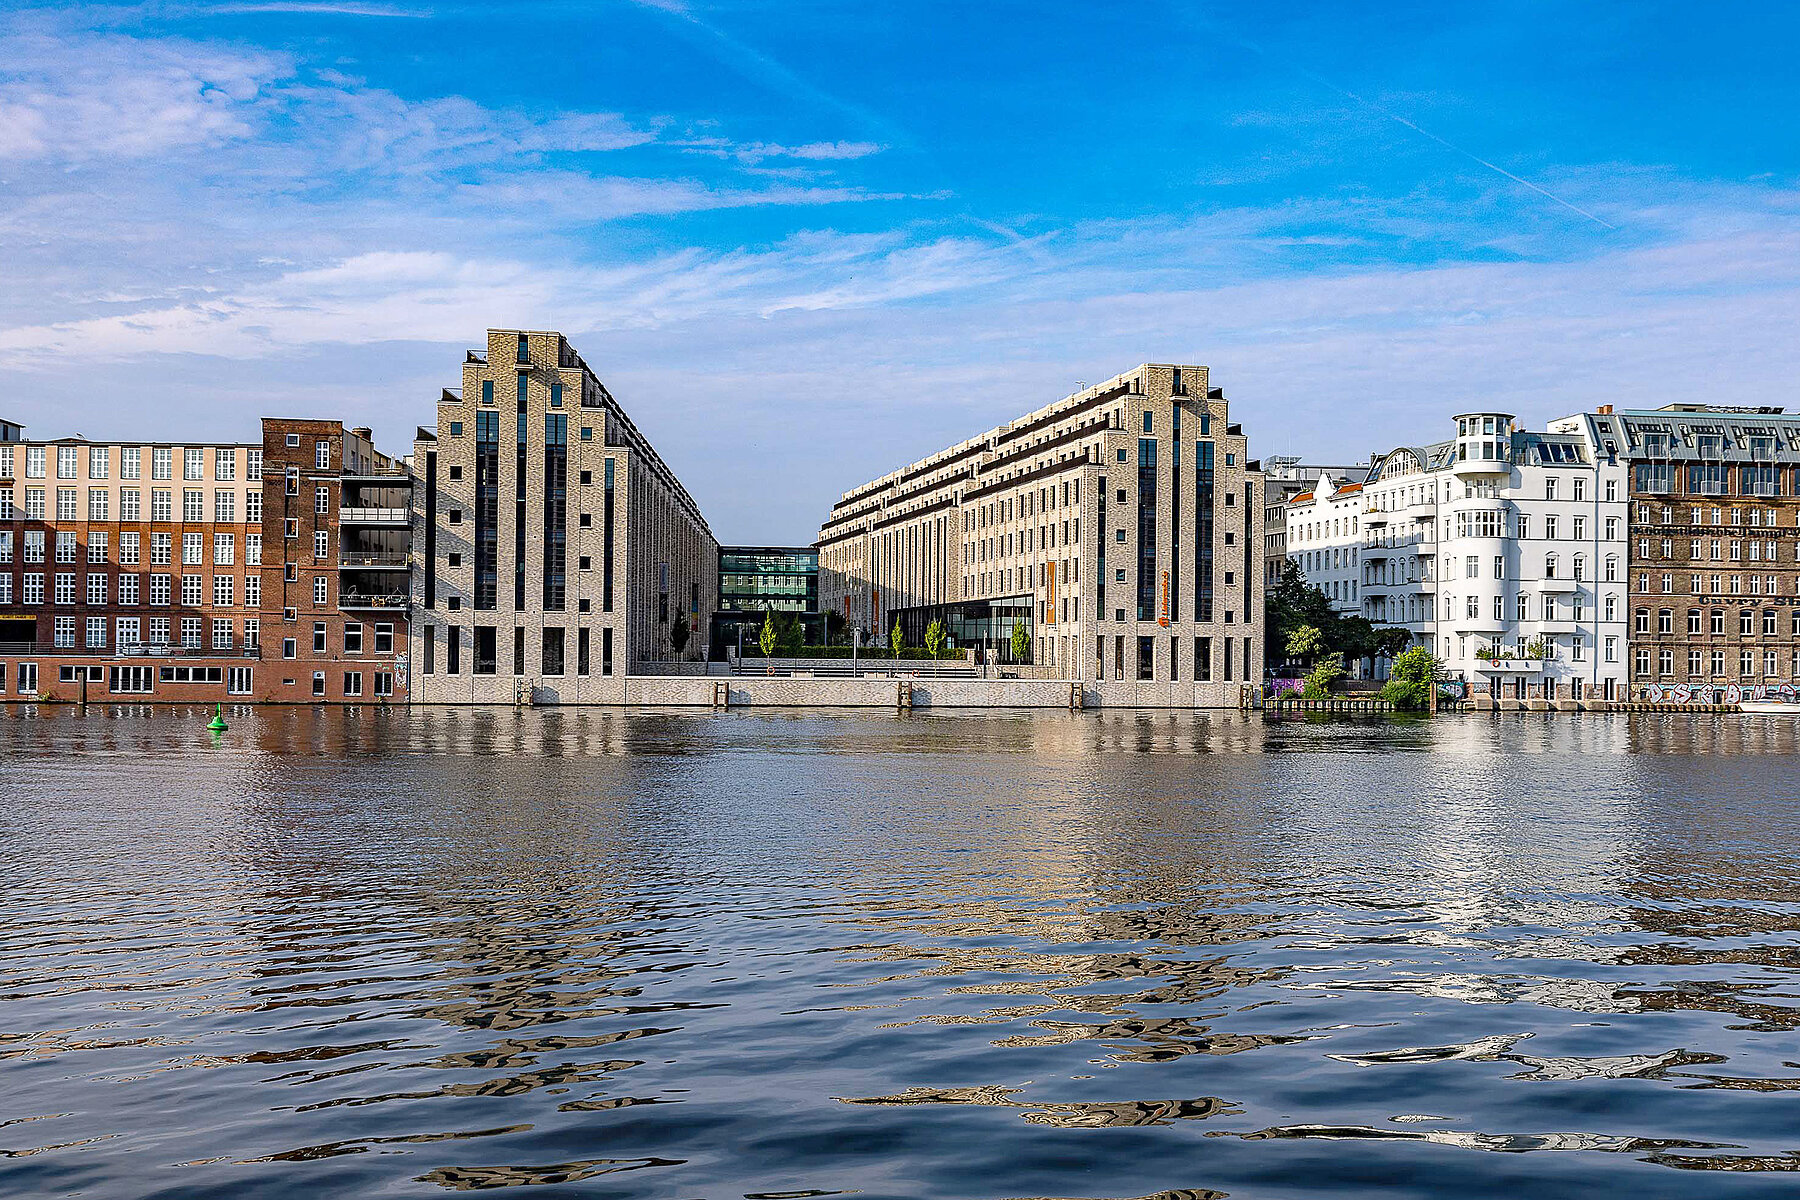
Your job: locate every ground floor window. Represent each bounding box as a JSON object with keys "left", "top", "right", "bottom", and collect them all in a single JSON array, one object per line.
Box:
[
  {"left": 227, "top": 666, "right": 252, "bottom": 695},
  {"left": 17, "top": 662, "right": 36, "bottom": 694},
  {"left": 343, "top": 671, "right": 362, "bottom": 697},
  {"left": 374, "top": 671, "right": 393, "bottom": 697},
  {"left": 1137, "top": 636, "right": 1154, "bottom": 680},
  {"left": 312, "top": 671, "right": 326, "bottom": 696}
]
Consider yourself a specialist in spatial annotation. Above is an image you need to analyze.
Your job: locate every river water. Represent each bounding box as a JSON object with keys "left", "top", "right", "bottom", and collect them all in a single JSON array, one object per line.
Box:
[{"left": 4, "top": 707, "right": 1800, "bottom": 1199}]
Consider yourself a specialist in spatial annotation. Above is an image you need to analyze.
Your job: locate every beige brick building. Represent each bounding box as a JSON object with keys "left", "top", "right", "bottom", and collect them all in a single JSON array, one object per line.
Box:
[
  {"left": 408, "top": 329, "right": 717, "bottom": 703},
  {"left": 818, "top": 364, "right": 1264, "bottom": 704}
]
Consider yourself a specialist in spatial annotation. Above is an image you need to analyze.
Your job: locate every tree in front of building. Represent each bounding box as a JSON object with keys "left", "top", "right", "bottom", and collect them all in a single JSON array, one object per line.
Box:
[
  {"left": 1301, "top": 657, "right": 1345, "bottom": 699},
  {"left": 924, "top": 619, "right": 946, "bottom": 660},
  {"left": 1010, "top": 620, "right": 1031, "bottom": 665},
  {"left": 825, "top": 610, "right": 848, "bottom": 645},
  {"left": 890, "top": 620, "right": 904, "bottom": 657},
  {"left": 669, "top": 615, "right": 690, "bottom": 657},
  {"left": 759, "top": 610, "right": 777, "bottom": 658},
  {"left": 1379, "top": 646, "right": 1443, "bottom": 711},
  {"left": 766, "top": 609, "right": 803, "bottom": 656},
  {"left": 1286, "top": 623, "right": 1327, "bottom": 663}
]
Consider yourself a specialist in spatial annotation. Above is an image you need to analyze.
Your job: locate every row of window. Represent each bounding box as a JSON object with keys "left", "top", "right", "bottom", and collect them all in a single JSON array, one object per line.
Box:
[
  {"left": 12, "top": 664, "right": 393, "bottom": 698},
  {"left": 1635, "top": 503, "right": 1796, "bottom": 527},
  {"left": 1634, "top": 463, "right": 1793, "bottom": 496},
  {"left": 0, "top": 573, "right": 263, "bottom": 608},
  {"left": 1637, "top": 572, "right": 1791, "bottom": 596},
  {"left": 418, "top": 624, "right": 611, "bottom": 678},
  {"left": 42, "top": 615, "right": 258, "bottom": 650},
  {"left": 276, "top": 621, "right": 397, "bottom": 658},
  {"left": 0, "top": 445, "right": 264, "bottom": 482},
  {"left": 1635, "top": 647, "right": 1800, "bottom": 678},
  {"left": 0, "top": 531, "right": 262, "bottom": 566},
  {"left": 0, "top": 487, "right": 264, "bottom": 523},
  {"left": 1637, "top": 537, "right": 1791, "bottom": 562},
  {"left": 1634, "top": 608, "right": 1799, "bottom": 637}
]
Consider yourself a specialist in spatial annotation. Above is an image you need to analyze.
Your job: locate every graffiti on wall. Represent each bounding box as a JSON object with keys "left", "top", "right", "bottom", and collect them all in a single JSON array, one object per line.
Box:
[{"left": 1642, "top": 682, "right": 1800, "bottom": 705}]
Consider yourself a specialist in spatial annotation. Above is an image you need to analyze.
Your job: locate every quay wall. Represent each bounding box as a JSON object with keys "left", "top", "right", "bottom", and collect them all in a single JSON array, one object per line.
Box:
[{"left": 617, "top": 677, "right": 1250, "bottom": 709}]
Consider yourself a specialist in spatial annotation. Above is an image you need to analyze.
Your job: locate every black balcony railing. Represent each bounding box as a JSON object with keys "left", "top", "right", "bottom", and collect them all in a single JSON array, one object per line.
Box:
[{"left": 339, "top": 593, "right": 409, "bottom": 610}]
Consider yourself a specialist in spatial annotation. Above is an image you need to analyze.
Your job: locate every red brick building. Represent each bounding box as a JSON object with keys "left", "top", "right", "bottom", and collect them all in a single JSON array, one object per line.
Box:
[{"left": 0, "top": 416, "right": 411, "bottom": 704}]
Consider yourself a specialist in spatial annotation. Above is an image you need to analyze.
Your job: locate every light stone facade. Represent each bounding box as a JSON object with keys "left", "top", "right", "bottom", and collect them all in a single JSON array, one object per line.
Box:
[
  {"left": 408, "top": 330, "right": 717, "bottom": 704},
  {"left": 818, "top": 364, "right": 1264, "bottom": 705},
  {"left": 1285, "top": 411, "right": 1629, "bottom": 700}
]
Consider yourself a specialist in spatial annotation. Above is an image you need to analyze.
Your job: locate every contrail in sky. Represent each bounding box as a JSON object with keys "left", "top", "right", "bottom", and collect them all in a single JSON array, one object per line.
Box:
[{"left": 1194, "top": 8, "right": 1617, "bottom": 231}]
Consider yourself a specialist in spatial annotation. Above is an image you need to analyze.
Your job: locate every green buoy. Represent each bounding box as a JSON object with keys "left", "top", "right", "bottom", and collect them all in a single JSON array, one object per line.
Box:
[{"left": 207, "top": 703, "right": 229, "bottom": 733}]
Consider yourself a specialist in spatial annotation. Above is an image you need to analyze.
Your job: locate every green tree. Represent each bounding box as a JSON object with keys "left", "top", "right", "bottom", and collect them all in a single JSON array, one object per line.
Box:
[
  {"left": 758, "top": 610, "right": 777, "bottom": 658},
  {"left": 1010, "top": 620, "right": 1031, "bottom": 664},
  {"left": 669, "top": 615, "right": 690, "bottom": 656},
  {"left": 924, "top": 619, "right": 947, "bottom": 659},
  {"left": 1378, "top": 645, "right": 1443, "bottom": 711},
  {"left": 890, "top": 620, "right": 904, "bottom": 657},
  {"left": 1302, "top": 658, "right": 1346, "bottom": 699},
  {"left": 1266, "top": 560, "right": 1337, "bottom": 664},
  {"left": 776, "top": 610, "right": 804, "bottom": 656},
  {"left": 825, "top": 610, "right": 847, "bottom": 645},
  {"left": 1286, "top": 623, "right": 1327, "bottom": 662}
]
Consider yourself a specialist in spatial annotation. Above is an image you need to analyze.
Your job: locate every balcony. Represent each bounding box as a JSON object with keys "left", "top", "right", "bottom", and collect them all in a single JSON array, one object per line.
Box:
[
  {"left": 339, "top": 592, "right": 410, "bottom": 611},
  {"left": 341, "top": 472, "right": 412, "bottom": 486},
  {"left": 339, "top": 507, "right": 409, "bottom": 526},
  {"left": 1450, "top": 614, "right": 1507, "bottom": 634},
  {"left": 339, "top": 553, "right": 410, "bottom": 568},
  {"left": 1537, "top": 575, "right": 1580, "bottom": 593}
]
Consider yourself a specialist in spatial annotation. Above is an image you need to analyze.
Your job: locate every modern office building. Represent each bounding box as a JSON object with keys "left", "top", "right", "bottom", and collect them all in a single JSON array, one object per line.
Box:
[
  {"left": 0, "top": 419, "right": 411, "bottom": 703},
  {"left": 1286, "top": 411, "right": 1629, "bottom": 699},
  {"left": 408, "top": 329, "right": 718, "bottom": 703},
  {"left": 713, "top": 545, "right": 821, "bottom": 655},
  {"left": 1593, "top": 403, "right": 1800, "bottom": 697},
  {"left": 818, "top": 364, "right": 1263, "bottom": 703}
]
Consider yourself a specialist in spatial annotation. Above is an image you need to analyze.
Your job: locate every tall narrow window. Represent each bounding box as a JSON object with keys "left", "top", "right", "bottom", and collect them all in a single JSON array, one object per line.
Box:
[
  {"left": 542, "top": 414, "right": 567, "bottom": 609},
  {"left": 423, "top": 450, "right": 437, "bottom": 608},
  {"left": 515, "top": 374, "right": 528, "bottom": 609},
  {"left": 1137, "top": 438, "right": 1157, "bottom": 620},
  {"left": 1194, "top": 441, "right": 1215, "bottom": 621},
  {"left": 474, "top": 412, "right": 499, "bottom": 609},
  {"left": 603, "top": 458, "right": 616, "bottom": 613}
]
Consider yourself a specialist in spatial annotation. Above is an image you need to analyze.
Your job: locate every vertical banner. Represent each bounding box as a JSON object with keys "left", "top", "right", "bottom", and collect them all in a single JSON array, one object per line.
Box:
[
  {"left": 1046, "top": 561, "right": 1057, "bottom": 624},
  {"left": 1159, "top": 570, "right": 1170, "bottom": 627}
]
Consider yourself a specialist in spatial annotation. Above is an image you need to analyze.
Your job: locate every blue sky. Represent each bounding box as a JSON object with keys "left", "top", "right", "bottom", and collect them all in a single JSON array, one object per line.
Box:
[{"left": 3, "top": 1, "right": 1798, "bottom": 542}]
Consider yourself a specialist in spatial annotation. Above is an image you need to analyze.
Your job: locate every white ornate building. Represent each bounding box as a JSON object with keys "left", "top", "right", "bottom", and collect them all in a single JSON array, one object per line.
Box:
[{"left": 1285, "top": 411, "right": 1629, "bottom": 700}]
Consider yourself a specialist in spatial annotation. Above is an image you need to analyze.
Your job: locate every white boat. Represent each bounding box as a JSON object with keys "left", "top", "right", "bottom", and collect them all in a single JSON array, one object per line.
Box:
[{"left": 1738, "top": 701, "right": 1800, "bottom": 715}]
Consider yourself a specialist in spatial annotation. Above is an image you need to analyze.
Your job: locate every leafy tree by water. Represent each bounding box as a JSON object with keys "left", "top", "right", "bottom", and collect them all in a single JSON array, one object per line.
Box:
[
  {"left": 1286, "top": 623, "right": 1327, "bottom": 661},
  {"left": 1267, "top": 560, "right": 1410, "bottom": 673},
  {"left": 890, "top": 620, "right": 904, "bottom": 657},
  {"left": 1010, "top": 620, "right": 1031, "bottom": 664},
  {"left": 1378, "top": 645, "right": 1444, "bottom": 711},
  {"left": 925, "top": 619, "right": 947, "bottom": 659},
  {"left": 759, "top": 610, "right": 777, "bottom": 658},
  {"left": 669, "top": 615, "right": 690, "bottom": 656},
  {"left": 1302, "top": 658, "right": 1346, "bottom": 699}
]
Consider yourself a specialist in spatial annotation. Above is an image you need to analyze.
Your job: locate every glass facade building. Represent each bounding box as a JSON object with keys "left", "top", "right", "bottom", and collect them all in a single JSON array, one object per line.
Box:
[{"left": 719, "top": 547, "right": 819, "bottom": 613}]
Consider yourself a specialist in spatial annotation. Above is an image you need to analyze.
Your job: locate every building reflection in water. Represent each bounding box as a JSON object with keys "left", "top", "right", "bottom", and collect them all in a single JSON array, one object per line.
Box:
[{"left": 4, "top": 707, "right": 1800, "bottom": 1196}]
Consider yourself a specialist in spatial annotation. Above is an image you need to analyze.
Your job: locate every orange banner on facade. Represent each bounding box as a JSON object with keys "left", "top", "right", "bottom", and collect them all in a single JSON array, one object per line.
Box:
[
  {"left": 1046, "top": 562, "right": 1057, "bottom": 624},
  {"left": 1159, "top": 570, "right": 1170, "bottom": 627}
]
